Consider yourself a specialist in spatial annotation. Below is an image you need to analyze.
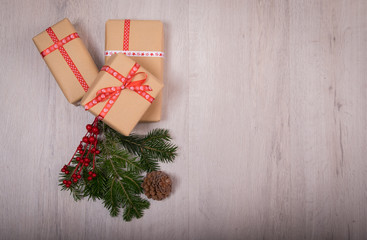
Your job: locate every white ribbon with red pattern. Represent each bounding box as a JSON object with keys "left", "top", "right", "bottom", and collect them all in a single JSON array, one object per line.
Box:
[{"left": 104, "top": 50, "right": 164, "bottom": 58}]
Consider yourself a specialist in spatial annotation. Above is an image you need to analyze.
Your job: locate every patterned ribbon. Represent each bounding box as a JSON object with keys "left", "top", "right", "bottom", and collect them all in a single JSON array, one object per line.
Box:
[
  {"left": 123, "top": 19, "right": 131, "bottom": 51},
  {"left": 84, "top": 63, "right": 154, "bottom": 119},
  {"left": 41, "top": 27, "right": 89, "bottom": 92},
  {"left": 104, "top": 50, "right": 164, "bottom": 57},
  {"left": 104, "top": 19, "right": 164, "bottom": 58}
]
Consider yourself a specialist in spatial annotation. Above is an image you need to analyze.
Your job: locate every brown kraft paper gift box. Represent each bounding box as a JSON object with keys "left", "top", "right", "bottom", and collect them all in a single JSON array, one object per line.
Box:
[
  {"left": 105, "top": 19, "right": 164, "bottom": 122},
  {"left": 81, "top": 53, "right": 164, "bottom": 136},
  {"left": 33, "top": 18, "right": 98, "bottom": 104}
]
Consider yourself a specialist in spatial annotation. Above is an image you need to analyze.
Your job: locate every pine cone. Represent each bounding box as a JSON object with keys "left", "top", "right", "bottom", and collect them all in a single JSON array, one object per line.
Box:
[{"left": 142, "top": 171, "right": 172, "bottom": 201}]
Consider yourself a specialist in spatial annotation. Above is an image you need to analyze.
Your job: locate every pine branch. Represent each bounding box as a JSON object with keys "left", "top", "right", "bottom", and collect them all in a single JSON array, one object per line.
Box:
[
  {"left": 145, "top": 128, "right": 172, "bottom": 142},
  {"left": 101, "top": 153, "right": 150, "bottom": 220},
  {"left": 101, "top": 123, "right": 178, "bottom": 165},
  {"left": 138, "top": 154, "right": 160, "bottom": 172},
  {"left": 100, "top": 137, "right": 145, "bottom": 174}
]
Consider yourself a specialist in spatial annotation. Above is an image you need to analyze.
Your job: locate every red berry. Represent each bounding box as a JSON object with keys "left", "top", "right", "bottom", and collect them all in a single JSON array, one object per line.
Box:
[
  {"left": 76, "top": 157, "right": 81, "bottom": 161},
  {"left": 65, "top": 170, "right": 70, "bottom": 174},
  {"left": 84, "top": 162, "right": 89, "bottom": 166},
  {"left": 92, "top": 127, "right": 99, "bottom": 134},
  {"left": 91, "top": 148, "right": 96, "bottom": 153},
  {"left": 73, "top": 178, "right": 78, "bottom": 183},
  {"left": 92, "top": 173, "right": 97, "bottom": 178},
  {"left": 63, "top": 180, "right": 67, "bottom": 184},
  {"left": 95, "top": 150, "right": 100, "bottom": 155},
  {"left": 84, "top": 158, "right": 90, "bottom": 163},
  {"left": 61, "top": 168, "right": 66, "bottom": 172},
  {"left": 77, "top": 174, "right": 81, "bottom": 179},
  {"left": 82, "top": 136, "right": 89, "bottom": 143},
  {"left": 89, "top": 136, "right": 96, "bottom": 143},
  {"left": 77, "top": 146, "right": 82, "bottom": 151},
  {"left": 67, "top": 180, "right": 72, "bottom": 185},
  {"left": 88, "top": 176, "right": 93, "bottom": 181},
  {"left": 88, "top": 171, "right": 93, "bottom": 175},
  {"left": 64, "top": 165, "right": 68, "bottom": 169},
  {"left": 72, "top": 174, "right": 77, "bottom": 178},
  {"left": 86, "top": 124, "right": 92, "bottom": 131},
  {"left": 66, "top": 184, "right": 71, "bottom": 188}
]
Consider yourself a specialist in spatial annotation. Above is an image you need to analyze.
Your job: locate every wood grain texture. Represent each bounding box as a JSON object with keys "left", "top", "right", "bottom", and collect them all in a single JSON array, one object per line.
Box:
[{"left": 0, "top": 0, "right": 366, "bottom": 239}]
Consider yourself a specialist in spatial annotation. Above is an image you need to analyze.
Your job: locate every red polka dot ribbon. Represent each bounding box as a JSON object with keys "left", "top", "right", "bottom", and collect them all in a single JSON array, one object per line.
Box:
[
  {"left": 123, "top": 19, "right": 130, "bottom": 51},
  {"left": 41, "top": 27, "right": 89, "bottom": 92},
  {"left": 84, "top": 63, "right": 154, "bottom": 119}
]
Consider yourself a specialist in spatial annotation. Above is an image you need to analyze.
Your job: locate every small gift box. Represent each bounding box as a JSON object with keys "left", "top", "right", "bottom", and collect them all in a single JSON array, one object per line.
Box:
[
  {"left": 33, "top": 18, "right": 98, "bottom": 104},
  {"left": 81, "top": 53, "right": 164, "bottom": 136},
  {"left": 105, "top": 19, "right": 164, "bottom": 122}
]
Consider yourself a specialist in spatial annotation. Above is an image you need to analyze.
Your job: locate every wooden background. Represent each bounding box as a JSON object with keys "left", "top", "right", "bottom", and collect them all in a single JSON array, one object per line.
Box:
[{"left": 0, "top": 0, "right": 366, "bottom": 239}]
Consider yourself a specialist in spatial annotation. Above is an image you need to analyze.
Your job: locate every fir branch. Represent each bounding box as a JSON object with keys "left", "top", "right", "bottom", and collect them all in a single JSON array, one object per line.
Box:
[
  {"left": 101, "top": 156, "right": 150, "bottom": 220},
  {"left": 103, "top": 177, "right": 121, "bottom": 217},
  {"left": 138, "top": 154, "right": 160, "bottom": 173},
  {"left": 123, "top": 194, "right": 150, "bottom": 221},
  {"left": 101, "top": 138, "right": 145, "bottom": 174},
  {"left": 101, "top": 123, "right": 178, "bottom": 165},
  {"left": 142, "top": 135, "right": 178, "bottom": 162},
  {"left": 144, "top": 128, "right": 172, "bottom": 142}
]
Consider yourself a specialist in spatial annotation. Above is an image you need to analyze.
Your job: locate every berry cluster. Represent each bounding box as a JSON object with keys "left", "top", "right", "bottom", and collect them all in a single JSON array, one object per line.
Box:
[{"left": 61, "top": 117, "right": 101, "bottom": 188}]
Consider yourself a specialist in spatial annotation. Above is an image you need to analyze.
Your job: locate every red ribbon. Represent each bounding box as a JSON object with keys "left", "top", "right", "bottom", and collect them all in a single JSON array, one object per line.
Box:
[
  {"left": 42, "top": 27, "right": 89, "bottom": 92},
  {"left": 123, "top": 19, "right": 130, "bottom": 51},
  {"left": 84, "top": 63, "right": 154, "bottom": 119}
]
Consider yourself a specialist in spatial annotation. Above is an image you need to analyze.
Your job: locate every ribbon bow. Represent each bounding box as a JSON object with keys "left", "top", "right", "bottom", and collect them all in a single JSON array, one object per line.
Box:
[{"left": 85, "top": 63, "right": 154, "bottom": 119}]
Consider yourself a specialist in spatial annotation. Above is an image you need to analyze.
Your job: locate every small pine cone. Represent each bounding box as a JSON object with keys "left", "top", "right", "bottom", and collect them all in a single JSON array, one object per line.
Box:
[{"left": 142, "top": 171, "right": 172, "bottom": 201}]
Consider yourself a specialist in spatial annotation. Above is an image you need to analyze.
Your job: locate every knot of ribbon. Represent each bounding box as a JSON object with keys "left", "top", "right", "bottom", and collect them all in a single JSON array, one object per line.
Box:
[{"left": 85, "top": 63, "right": 154, "bottom": 119}]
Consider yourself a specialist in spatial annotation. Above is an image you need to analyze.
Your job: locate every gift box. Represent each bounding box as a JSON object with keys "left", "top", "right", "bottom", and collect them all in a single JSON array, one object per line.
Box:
[
  {"left": 105, "top": 19, "right": 164, "bottom": 122},
  {"left": 33, "top": 18, "right": 98, "bottom": 104},
  {"left": 81, "top": 53, "right": 164, "bottom": 136}
]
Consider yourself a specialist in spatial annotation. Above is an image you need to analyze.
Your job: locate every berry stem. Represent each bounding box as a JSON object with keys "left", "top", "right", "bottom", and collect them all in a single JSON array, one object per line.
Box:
[
  {"left": 61, "top": 117, "right": 101, "bottom": 187},
  {"left": 93, "top": 139, "right": 98, "bottom": 170},
  {"left": 71, "top": 162, "right": 82, "bottom": 176},
  {"left": 67, "top": 141, "right": 82, "bottom": 165},
  {"left": 77, "top": 164, "right": 84, "bottom": 174}
]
